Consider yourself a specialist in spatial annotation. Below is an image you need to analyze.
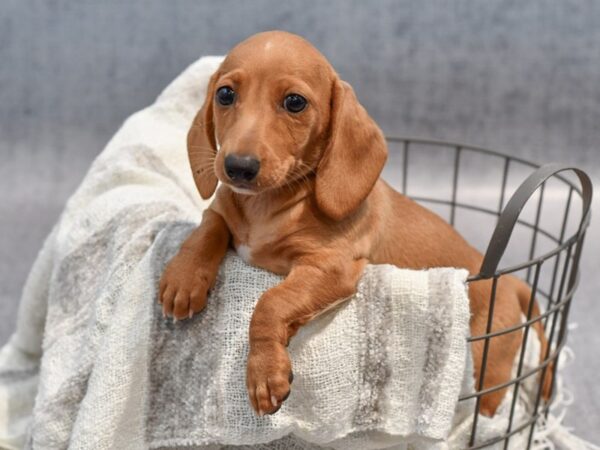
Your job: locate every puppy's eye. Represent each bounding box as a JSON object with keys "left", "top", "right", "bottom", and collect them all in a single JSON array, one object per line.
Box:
[
  {"left": 216, "top": 86, "right": 235, "bottom": 106},
  {"left": 283, "top": 94, "right": 307, "bottom": 113}
]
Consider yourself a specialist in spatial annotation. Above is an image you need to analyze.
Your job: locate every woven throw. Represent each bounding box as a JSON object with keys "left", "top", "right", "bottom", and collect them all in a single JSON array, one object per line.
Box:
[{"left": 0, "top": 56, "right": 579, "bottom": 450}]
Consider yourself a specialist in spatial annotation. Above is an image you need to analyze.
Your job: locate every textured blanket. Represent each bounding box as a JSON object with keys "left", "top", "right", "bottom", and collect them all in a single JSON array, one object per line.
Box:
[{"left": 0, "top": 56, "right": 586, "bottom": 450}]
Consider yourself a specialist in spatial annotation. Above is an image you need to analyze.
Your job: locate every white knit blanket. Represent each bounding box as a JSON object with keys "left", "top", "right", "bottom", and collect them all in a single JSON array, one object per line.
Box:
[{"left": 0, "top": 57, "right": 589, "bottom": 450}]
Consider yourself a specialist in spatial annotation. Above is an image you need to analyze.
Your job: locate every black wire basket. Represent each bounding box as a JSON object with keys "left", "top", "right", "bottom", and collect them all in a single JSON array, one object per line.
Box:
[{"left": 386, "top": 137, "right": 592, "bottom": 449}]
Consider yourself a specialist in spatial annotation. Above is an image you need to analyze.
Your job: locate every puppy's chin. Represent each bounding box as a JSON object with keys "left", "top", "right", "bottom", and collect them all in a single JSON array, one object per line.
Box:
[{"left": 227, "top": 184, "right": 259, "bottom": 196}]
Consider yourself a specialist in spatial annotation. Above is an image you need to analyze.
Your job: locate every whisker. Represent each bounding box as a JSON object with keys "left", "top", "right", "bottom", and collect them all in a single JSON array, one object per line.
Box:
[
  {"left": 280, "top": 162, "right": 314, "bottom": 194},
  {"left": 189, "top": 154, "right": 216, "bottom": 164},
  {"left": 189, "top": 158, "right": 216, "bottom": 166},
  {"left": 190, "top": 161, "right": 217, "bottom": 173},
  {"left": 188, "top": 149, "right": 217, "bottom": 157}
]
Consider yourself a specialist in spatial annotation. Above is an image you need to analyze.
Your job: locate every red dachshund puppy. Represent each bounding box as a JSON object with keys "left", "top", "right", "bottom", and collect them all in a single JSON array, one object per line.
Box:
[{"left": 159, "top": 31, "right": 551, "bottom": 417}]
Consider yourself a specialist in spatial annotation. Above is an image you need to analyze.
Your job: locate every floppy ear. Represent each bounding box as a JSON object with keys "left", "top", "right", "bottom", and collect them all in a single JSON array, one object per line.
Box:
[
  {"left": 188, "top": 71, "right": 219, "bottom": 199},
  {"left": 315, "top": 79, "right": 388, "bottom": 221}
]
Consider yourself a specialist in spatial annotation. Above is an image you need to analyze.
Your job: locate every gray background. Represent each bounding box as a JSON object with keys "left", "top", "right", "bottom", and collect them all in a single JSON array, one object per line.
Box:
[{"left": 1, "top": 0, "right": 598, "bottom": 443}]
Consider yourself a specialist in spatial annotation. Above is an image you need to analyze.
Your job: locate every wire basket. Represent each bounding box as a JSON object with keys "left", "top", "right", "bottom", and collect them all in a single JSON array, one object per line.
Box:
[{"left": 385, "top": 137, "right": 592, "bottom": 449}]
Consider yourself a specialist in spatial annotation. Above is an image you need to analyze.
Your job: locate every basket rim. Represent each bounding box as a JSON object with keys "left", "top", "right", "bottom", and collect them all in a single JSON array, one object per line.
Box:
[{"left": 384, "top": 136, "right": 584, "bottom": 194}]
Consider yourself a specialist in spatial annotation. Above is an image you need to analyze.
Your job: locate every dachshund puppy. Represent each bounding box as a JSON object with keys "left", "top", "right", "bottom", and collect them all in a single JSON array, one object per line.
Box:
[{"left": 159, "top": 31, "right": 551, "bottom": 417}]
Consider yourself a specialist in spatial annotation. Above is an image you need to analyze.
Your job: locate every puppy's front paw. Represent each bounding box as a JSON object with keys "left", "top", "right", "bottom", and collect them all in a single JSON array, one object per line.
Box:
[
  {"left": 159, "top": 253, "right": 215, "bottom": 321},
  {"left": 246, "top": 340, "right": 293, "bottom": 416}
]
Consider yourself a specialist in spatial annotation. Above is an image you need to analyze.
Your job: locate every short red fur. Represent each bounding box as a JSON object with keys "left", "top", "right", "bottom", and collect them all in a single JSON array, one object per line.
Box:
[{"left": 159, "top": 31, "right": 551, "bottom": 417}]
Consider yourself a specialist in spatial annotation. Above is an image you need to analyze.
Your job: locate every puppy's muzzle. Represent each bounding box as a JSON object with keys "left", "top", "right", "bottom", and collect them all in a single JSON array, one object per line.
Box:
[{"left": 224, "top": 154, "right": 260, "bottom": 183}]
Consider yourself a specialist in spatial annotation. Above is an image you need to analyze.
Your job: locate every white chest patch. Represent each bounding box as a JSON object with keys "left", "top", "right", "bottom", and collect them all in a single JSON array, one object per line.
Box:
[{"left": 236, "top": 244, "right": 252, "bottom": 264}]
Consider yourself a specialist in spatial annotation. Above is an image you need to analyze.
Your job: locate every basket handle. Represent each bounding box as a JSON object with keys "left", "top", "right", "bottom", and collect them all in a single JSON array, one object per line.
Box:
[{"left": 478, "top": 163, "right": 593, "bottom": 278}]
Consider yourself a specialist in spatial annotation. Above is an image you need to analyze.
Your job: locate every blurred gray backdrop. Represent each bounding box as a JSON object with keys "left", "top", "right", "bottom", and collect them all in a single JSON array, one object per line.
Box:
[{"left": 1, "top": 0, "right": 599, "bottom": 443}]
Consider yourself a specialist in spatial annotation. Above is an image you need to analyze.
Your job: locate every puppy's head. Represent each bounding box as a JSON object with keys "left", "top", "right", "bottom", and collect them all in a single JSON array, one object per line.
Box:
[{"left": 188, "top": 31, "right": 387, "bottom": 220}]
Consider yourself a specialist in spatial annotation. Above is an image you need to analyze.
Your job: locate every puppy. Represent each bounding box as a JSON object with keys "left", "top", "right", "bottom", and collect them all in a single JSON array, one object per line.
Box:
[{"left": 159, "top": 31, "right": 551, "bottom": 417}]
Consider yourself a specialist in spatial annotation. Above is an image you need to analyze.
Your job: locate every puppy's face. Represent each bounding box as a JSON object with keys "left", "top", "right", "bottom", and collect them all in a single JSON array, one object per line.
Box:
[
  {"left": 190, "top": 31, "right": 387, "bottom": 220},
  {"left": 208, "top": 33, "right": 333, "bottom": 195}
]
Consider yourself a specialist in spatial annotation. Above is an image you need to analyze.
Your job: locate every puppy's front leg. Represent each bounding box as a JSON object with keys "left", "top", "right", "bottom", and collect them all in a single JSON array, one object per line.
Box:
[
  {"left": 246, "top": 255, "right": 367, "bottom": 415},
  {"left": 159, "top": 208, "right": 230, "bottom": 320}
]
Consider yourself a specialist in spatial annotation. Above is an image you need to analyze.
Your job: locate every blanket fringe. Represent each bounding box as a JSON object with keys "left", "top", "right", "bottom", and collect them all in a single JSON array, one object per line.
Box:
[{"left": 530, "top": 346, "right": 599, "bottom": 450}]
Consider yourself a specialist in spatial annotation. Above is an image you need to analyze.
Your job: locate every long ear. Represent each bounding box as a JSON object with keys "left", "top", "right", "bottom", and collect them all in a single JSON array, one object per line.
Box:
[
  {"left": 315, "top": 79, "right": 388, "bottom": 220},
  {"left": 188, "top": 71, "right": 219, "bottom": 199}
]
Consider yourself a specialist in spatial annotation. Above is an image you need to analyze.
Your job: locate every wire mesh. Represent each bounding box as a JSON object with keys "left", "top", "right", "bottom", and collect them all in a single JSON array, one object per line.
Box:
[{"left": 385, "top": 137, "right": 592, "bottom": 449}]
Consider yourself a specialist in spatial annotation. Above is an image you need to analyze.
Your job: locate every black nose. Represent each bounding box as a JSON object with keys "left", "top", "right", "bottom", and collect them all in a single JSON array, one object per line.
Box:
[{"left": 224, "top": 154, "right": 260, "bottom": 182}]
